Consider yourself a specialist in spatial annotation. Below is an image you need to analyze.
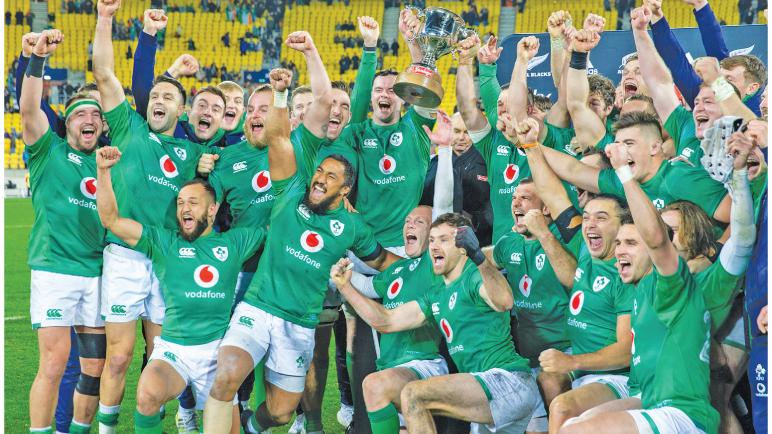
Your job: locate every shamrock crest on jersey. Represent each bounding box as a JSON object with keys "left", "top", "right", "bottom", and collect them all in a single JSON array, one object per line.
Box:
[
  {"left": 212, "top": 246, "right": 228, "bottom": 262},
  {"left": 330, "top": 220, "right": 345, "bottom": 236},
  {"left": 160, "top": 155, "right": 179, "bottom": 178},
  {"left": 592, "top": 276, "right": 610, "bottom": 292},
  {"left": 569, "top": 291, "right": 584, "bottom": 315},
  {"left": 173, "top": 147, "right": 187, "bottom": 161},
  {"left": 387, "top": 277, "right": 403, "bottom": 299},
  {"left": 300, "top": 230, "right": 324, "bottom": 253},
  {"left": 193, "top": 265, "right": 219, "bottom": 288},
  {"left": 252, "top": 170, "right": 271, "bottom": 193},
  {"left": 80, "top": 177, "right": 97, "bottom": 200},
  {"left": 535, "top": 253, "right": 545, "bottom": 271},
  {"left": 448, "top": 292, "right": 458, "bottom": 310},
  {"left": 389, "top": 131, "right": 403, "bottom": 146}
]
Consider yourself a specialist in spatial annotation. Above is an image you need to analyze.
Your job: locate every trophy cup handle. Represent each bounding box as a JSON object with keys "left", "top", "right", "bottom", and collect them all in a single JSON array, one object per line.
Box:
[
  {"left": 404, "top": 6, "right": 425, "bottom": 43},
  {"left": 450, "top": 27, "right": 479, "bottom": 60}
]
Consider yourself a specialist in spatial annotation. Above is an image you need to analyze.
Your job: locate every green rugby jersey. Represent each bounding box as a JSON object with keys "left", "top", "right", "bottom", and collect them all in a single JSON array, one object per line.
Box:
[
  {"left": 493, "top": 224, "right": 571, "bottom": 367},
  {"left": 242, "top": 175, "right": 380, "bottom": 328},
  {"left": 565, "top": 234, "right": 634, "bottom": 377},
  {"left": 631, "top": 259, "right": 719, "bottom": 434},
  {"left": 597, "top": 161, "right": 674, "bottom": 211},
  {"left": 664, "top": 106, "right": 702, "bottom": 165},
  {"left": 696, "top": 260, "right": 744, "bottom": 331},
  {"left": 134, "top": 226, "right": 265, "bottom": 345},
  {"left": 27, "top": 128, "right": 105, "bottom": 277},
  {"left": 372, "top": 251, "right": 443, "bottom": 370},
  {"left": 104, "top": 101, "right": 210, "bottom": 245},
  {"left": 417, "top": 259, "right": 530, "bottom": 373},
  {"left": 317, "top": 109, "right": 434, "bottom": 247}
]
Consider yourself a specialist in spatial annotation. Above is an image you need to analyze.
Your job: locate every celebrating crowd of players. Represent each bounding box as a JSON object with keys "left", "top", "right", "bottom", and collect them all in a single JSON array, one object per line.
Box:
[{"left": 17, "top": 0, "right": 769, "bottom": 433}]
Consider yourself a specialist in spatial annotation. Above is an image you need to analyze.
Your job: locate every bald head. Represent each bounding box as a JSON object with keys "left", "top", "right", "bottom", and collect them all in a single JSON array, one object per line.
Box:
[{"left": 404, "top": 205, "right": 433, "bottom": 258}]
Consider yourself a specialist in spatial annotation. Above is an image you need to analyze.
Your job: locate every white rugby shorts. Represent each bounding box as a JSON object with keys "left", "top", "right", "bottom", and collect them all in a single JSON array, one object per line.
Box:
[
  {"left": 101, "top": 244, "right": 164, "bottom": 324},
  {"left": 30, "top": 270, "right": 103, "bottom": 329}
]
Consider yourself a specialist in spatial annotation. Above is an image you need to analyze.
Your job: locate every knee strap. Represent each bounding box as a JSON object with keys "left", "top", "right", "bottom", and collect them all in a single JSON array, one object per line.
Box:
[
  {"left": 76, "top": 333, "right": 106, "bottom": 359},
  {"left": 76, "top": 373, "right": 101, "bottom": 396}
]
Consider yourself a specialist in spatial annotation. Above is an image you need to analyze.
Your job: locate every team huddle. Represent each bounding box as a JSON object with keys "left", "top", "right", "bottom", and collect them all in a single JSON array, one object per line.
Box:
[{"left": 18, "top": 0, "right": 769, "bottom": 433}]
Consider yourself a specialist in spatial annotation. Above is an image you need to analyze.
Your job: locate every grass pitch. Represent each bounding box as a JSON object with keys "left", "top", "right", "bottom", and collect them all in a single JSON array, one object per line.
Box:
[{"left": 5, "top": 198, "right": 347, "bottom": 433}]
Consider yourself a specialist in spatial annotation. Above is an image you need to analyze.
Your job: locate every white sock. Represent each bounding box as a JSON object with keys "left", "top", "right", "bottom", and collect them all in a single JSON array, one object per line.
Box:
[
  {"left": 98, "top": 403, "right": 120, "bottom": 434},
  {"left": 178, "top": 405, "right": 196, "bottom": 416}
]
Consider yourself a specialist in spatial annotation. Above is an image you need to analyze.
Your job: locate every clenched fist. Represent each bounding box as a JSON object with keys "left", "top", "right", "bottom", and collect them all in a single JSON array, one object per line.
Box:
[
  {"left": 97, "top": 0, "right": 121, "bottom": 18},
  {"left": 168, "top": 54, "right": 199, "bottom": 78},
  {"left": 547, "top": 10, "right": 572, "bottom": 38},
  {"left": 358, "top": 16, "right": 380, "bottom": 48},
  {"left": 285, "top": 31, "right": 316, "bottom": 54},
  {"left": 32, "top": 29, "right": 64, "bottom": 57},
  {"left": 269, "top": 68, "right": 293, "bottom": 92},
  {"left": 583, "top": 14, "right": 606, "bottom": 33},
  {"left": 21, "top": 32, "right": 40, "bottom": 57},
  {"left": 457, "top": 34, "right": 481, "bottom": 65},
  {"left": 517, "top": 36, "right": 540, "bottom": 61},
  {"left": 143, "top": 9, "right": 168, "bottom": 36},
  {"left": 630, "top": 6, "right": 652, "bottom": 31},
  {"left": 514, "top": 117, "right": 540, "bottom": 145},
  {"left": 97, "top": 146, "right": 122, "bottom": 170},
  {"left": 693, "top": 57, "right": 722, "bottom": 85},
  {"left": 572, "top": 29, "right": 600, "bottom": 53}
]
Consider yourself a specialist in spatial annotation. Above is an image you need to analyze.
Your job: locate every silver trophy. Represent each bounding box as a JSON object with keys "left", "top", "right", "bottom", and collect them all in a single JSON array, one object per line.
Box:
[{"left": 394, "top": 7, "right": 476, "bottom": 108}]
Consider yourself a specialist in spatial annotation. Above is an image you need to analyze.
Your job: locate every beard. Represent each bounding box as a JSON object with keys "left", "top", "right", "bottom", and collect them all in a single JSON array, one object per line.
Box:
[
  {"left": 302, "top": 189, "right": 338, "bottom": 214},
  {"left": 178, "top": 216, "right": 208, "bottom": 242}
]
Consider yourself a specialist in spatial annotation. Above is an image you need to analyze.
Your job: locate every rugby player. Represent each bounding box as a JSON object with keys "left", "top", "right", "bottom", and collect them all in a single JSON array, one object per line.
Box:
[
  {"left": 91, "top": 1, "right": 219, "bottom": 431},
  {"left": 203, "top": 68, "right": 401, "bottom": 434},
  {"left": 94, "top": 146, "right": 265, "bottom": 433},
  {"left": 331, "top": 213, "right": 539, "bottom": 433},
  {"left": 21, "top": 28, "right": 107, "bottom": 434}
]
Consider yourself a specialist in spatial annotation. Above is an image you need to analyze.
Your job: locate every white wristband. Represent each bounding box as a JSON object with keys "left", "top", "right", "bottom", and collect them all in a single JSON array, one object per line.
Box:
[
  {"left": 616, "top": 165, "right": 634, "bottom": 184},
  {"left": 273, "top": 90, "right": 288, "bottom": 108},
  {"left": 711, "top": 76, "right": 735, "bottom": 102},
  {"left": 550, "top": 37, "right": 564, "bottom": 50}
]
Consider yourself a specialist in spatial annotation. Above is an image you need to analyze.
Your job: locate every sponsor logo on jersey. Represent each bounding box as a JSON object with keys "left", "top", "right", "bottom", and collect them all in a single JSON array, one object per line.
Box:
[
  {"left": 431, "top": 302, "right": 440, "bottom": 315},
  {"left": 297, "top": 204, "right": 311, "bottom": 220},
  {"left": 163, "top": 351, "right": 177, "bottom": 362},
  {"left": 387, "top": 277, "right": 403, "bottom": 299},
  {"left": 363, "top": 138, "right": 378, "bottom": 149},
  {"left": 510, "top": 252, "right": 522, "bottom": 264},
  {"left": 389, "top": 132, "right": 403, "bottom": 146},
  {"left": 379, "top": 155, "right": 397, "bottom": 175},
  {"left": 503, "top": 164, "right": 519, "bottom": 184},
  {"left": 527, "top": 52, "right": 549, "bottom": 71},
  {"left": 148, "top": 132, "right": 163, "bottom": 145},
  {"left": 46, "top": 308, "right": 63, "bottom": 319},
  {"left": 173, "top": 147, "right": 187, "bottom": 161},
  {"left": 285, "top": 245, "right": 321, "bottom": 269},
  {"left": 300, "top": 230, "right": 324, "bottom": 253},
  {"left": 448, "top": 292, "right": 457, "bottom": 310},
  {"left": 193, "top": 264, "right": 220, "bottom": 288},
  {"left": 680, "top": 148, "right": 693, "bottom": 159},
  {"left": 592, "top": 276, "right": 610, "bottom": 292},
  {"left": 496, "top": 145, "right": 510, "bottom": 156},
  {"left": 212, "top": 246, "right": 228, "bottom": 261},
  {"left": 111, "top": 305, "right": 127, "bottom": 315},
  {"left": 631, "top": 328, "right": 636, "bottom": 354},
  {"left": 652, "top": 198, "right": 665, "bottom": 209},
  {"left": 252, "top": 170, "right": 272, "bottom": 193},
  {"left": 535, "top": 253, "right": 546, "bottom": 271},
  {"left": 239, "top": 316, "right": 254, "bottom": 327},
  {"left": 574, "top": 268, "right": 584, "bottom": 281},
  {"left": 392, "top": 266, "right": 403, "bottom": 275},
  {"left": 233, "top": 161, "right": 248, "bottom": 172},
  {"left": 179, "top": 247, "right": 196, "bottom": 258},
  {"left": 80, "top": 177, "right": 97, "bottom": 200},
  {"left": 147, "top": 174, "right": 179, "bottom": 192},
  {"left": 409, "top": 258, "right": 421, "bottom": 271},
  {"left": 440, "top": 318, "right": 454, "bottom": 342},
  {"left": 160, "top": 155, "right": 179, "bottom": 178},
  {"left": 330, "top": 220, "right": 345, "bottom": 236},
  {"left": 569, "top": 291, "right": 584, "bottom": 316},
  {"left": 67, "top": 152, "right": 83, "bottom": 165},
  {"left": 519, "top": 275, "right": 532, "bottom": 298}
]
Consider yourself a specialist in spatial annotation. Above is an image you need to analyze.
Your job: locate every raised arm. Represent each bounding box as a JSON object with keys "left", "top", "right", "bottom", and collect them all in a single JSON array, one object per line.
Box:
[
  {"left": 350, "top": 16, "right": 379, "bottom": 123},
  {"left": 96, "top": 147, "right": 143, "bottom": 247},
  {"left": 285, "top": 31, "right": 332, "bottom": 138},
  {"left": 93, "top": 0, "right": 126, "bottom": 112},
  {"left": 689, "top": 0, "right": 729, "bottom": 60},
  {"left": 399, "top": 9, "right": 424, "bottom": 64},
  {"left": 425, "top": 111, "right": 455, "bottom": 218},
  {"left": 547, "top": 10, "right": 572, "bottom": 89},
  {"left": 523, "top": 209, "right": 578, "bottom": 288},
  {"left": 265, "top": 68, "right": 297, "bottom": 181},
  {"left": 331, "top": 259, "right": 427, "bottom": 333},
  {"left": 456, "top": 35, "right": 488, "bottom": 132},
  {"left": 544, "top": 24, "right": 575, "bottom": 129},
  {"left": 694, "top": 57, "right": 758, "bottom": 121},
  {"left": 17, "top": 32, "right": 63, "bottom": 134},
  {"left": 131, "top": 9, "right": 167, "bottom": 118},
  {"left": 567, "top": 28, "right": 608, "bottom": 148},
  {"left": 477, "top": 36, "right": 503, "bottom": 127},
  {"left": 721, "top": 132, "right": 758, "bottom": 274},
  {"left": 631, "top": 6, "right": 680, "bottom": 122},
  {"left": 608, "top": 142, "right": 679, "bottom": 275},
  {"left": 456, "top": 226, "right": 514, "bottom": 312},
  {"left": 20, "top": 30, "right": 63, "bottom": 145}
]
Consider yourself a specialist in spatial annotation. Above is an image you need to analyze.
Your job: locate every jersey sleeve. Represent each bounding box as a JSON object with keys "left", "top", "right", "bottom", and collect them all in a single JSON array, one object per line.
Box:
[
  {"left": 478, "top": 63, "right": 501, "bottom": 127},
  {"left": 26, "top": 127, "right": 56, "bottom": 159},
  {"left": 351, "top": 218, "right": 381, "bottom": 261},
  {"left": 370, "top": 271, "right": 388, "bottom": 299},
  {"left": 464, "top": 267, "right": 486, "bottom": 306},
  {"left": 472, "top": 128, "right": 495, "bottom": 167},
  {"left": 403, "top": 108, "right": 434, "bottom": 160},
  {"left": 563, "top": 227, "right": 585, "bottom": 259},
  {"left": 652, "top": 258, "right": 692, "bottom": 326},
  {"left": 133, "top": 225, "right": 174, "bottom": 261},
  {"left": 231, "top": 227, "right": 267, "bottom": 262},
  {"left": 663, "top": 106, "right": 694, "bottom": 155},
  {"left": 271, "top": 173, "right": 305, "bottom": 202},
  {"left": 541, "top": 122, "right": 575, "bottom": 151},
  {"left": 597, "top": 168, "right": 624, "bottom": 199},
  {"left": 492, "top": 236, "right": 508, "bottom": 267},
  {"left": 208, "top": 169, "right": 225, "bottom": 203},
  {"left": 103, "top": 100, "right": 144, "bottom": 152},
  {"left": 415, "top": 292, "right": 435, "bottom": 320},
  {"left": 697, "top": 261, "right": 743, "bottom": 329},
  {"left": 612, "top": 281, "right": 634, "bottom": 316},
  {"left": 291, "top": 123, "right": 327, "bottom": 181},
  {"left": 663, "top": 163, "right": 727, "bottom": 218},
  {"left": 350, "top": 47, "right": 377, "bottom": 124},
  {"left": 593, "top": 132, "right": 614, "bottom": 152}
]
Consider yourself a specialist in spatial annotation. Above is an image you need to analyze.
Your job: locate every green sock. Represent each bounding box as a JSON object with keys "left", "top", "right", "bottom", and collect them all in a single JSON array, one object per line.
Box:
[
  {"left": 134, "top": 409, "right": 162, "bottom": 434},
  {"left": 304, "top": 409, "right": 323, "bottom": 432},
  {"left": 367, "top": 404, "right": 400, "bottom": 434},
  {"left": 29, "top": 427, "right": 53, "bottom": 434},
  {"left": 253, "top": 360, "right": 266, "bottom": 408},
  {"left": 69, "top": 420, "right": 91, "bottom": 434},
  {"left": 96, "top": 409, "right": 119, "bottom": 427}
]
